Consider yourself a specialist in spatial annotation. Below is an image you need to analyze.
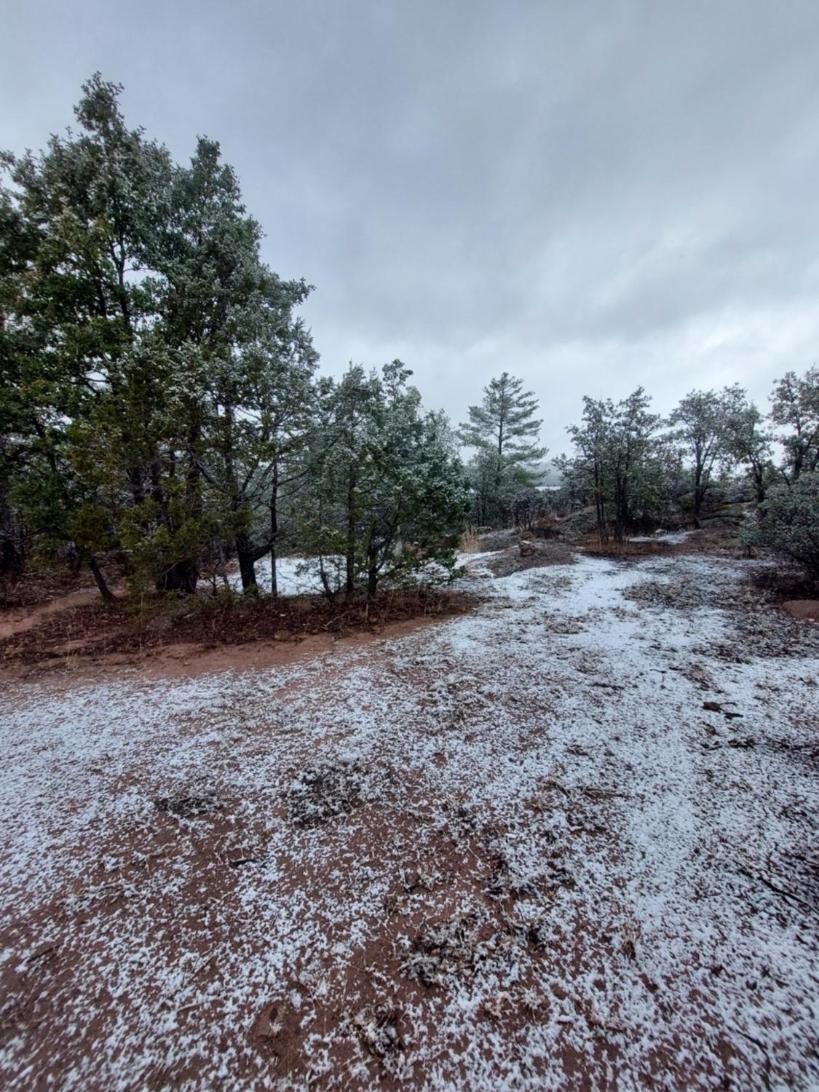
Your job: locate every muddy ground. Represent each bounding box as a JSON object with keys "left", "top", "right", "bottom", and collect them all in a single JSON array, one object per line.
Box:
[{"left": 1, "top": 546, "right": 818, "bottom": 1089}]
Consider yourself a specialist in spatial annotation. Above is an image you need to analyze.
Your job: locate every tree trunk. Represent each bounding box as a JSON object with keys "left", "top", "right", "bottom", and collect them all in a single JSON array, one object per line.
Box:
[
  {"left": 127, "top": 466, "right": 146, "bottom": 507},
  {"left": 613, "top": 473, "right": 627, "bottom": 544},
  {"left": 593, "top": 461, "right": 607, "bottom": 543},
  {"left": 366, "top": 537, "right": 379, "bottom": 601},
  {"left": 692, "top": 488, "right": 703, "bottom": 529},
  {"left": 156, "top": 559, "right": 199, "bottom": 594},
  {"left": 692, "top": 453, "right": 705, "bottom": 528},
  {"left": 367, "top": 564, "right": 378, "bottom": 600},
  {"left": 752, "top": 464, "right": 766, "bottom": 505},
  {"left": 0, "top": 483, "right": 23, "bottom": 579},
  {"left": 269, "top": 459, "right": 279, "bottom": 597},
  {"left": 89, "top": 556, "right": 116, "bottom": 602},
  {"left": 345, "top": 471, "right": 356, "bottom": 597},
  {"left": 318, "top": 558, "right": 336, "bottom": 604},
  {"left": 0, "top": 537, "right": 22, "bottom": 579},
  {"left": 235, "top": 533, "right": 258, "bottom": 594}
]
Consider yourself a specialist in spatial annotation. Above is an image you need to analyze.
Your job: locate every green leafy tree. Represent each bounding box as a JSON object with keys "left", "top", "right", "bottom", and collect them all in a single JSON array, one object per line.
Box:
[{"left": 723, "top": 395, "right": 773, "bottom": 504}]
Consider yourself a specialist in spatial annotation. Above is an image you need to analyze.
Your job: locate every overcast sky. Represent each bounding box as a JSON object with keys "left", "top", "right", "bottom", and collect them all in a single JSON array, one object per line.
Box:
[{"left": 4, "top": 0, "right": 819, "bottom": 453}]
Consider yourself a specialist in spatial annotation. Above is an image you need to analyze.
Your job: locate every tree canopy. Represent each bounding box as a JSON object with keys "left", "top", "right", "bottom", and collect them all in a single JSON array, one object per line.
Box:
[{"left": 0, "top": 76, "right": 467, "bottom": 599}]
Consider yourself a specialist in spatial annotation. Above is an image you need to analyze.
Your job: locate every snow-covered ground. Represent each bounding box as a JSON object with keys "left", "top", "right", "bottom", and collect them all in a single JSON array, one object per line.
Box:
[
  {"left": 1, "top": 553, "right": 818, "bottom": 1089},
  {"left": 244, "top": 554, "right": 330, "bottom": 596},
  {"left": 630, "top": 529, "right": 693, "bottom": 544}
]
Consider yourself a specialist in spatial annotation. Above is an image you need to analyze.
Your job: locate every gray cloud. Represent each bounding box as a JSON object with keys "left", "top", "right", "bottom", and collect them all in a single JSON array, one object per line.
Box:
[{"left": 4, "top": 0, "right": 819, "bottom": 451}]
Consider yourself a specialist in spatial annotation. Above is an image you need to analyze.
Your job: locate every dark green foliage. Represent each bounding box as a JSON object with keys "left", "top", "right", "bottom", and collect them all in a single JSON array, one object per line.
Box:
[
  {"left": 561, "top": 389, "right": 668, "bottom": 543},
  {"left": 746, "top": 472, "right": 819, "bottom": 578},
  {"left": 669, "top": 386, "right": 749, "bottom": 526},
  {"left": 459, "top": 372, "right": 546, "bottom": 527},
  {"left": 1, "top": 75, "right": 317, "bottom": 596},
  {"left": 769, "top": 367, "right": 819, "bottom": 484},
  {"left": 299, "top": 363, "right": 469, "bottom": 599},
  {"left": 1, "top": 77, "right": 467, "bottom": 600}
]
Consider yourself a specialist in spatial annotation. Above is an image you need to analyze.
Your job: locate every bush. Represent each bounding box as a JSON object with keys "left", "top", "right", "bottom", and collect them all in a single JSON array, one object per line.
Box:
[{"left": 747, "top": 472, "right": 819, "bottom": 578}]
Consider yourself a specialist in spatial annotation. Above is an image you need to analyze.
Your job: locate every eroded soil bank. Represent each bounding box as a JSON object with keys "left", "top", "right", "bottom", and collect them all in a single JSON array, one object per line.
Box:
[{"left": 1, "top": 551, "right": 818, "bottom": 1089}]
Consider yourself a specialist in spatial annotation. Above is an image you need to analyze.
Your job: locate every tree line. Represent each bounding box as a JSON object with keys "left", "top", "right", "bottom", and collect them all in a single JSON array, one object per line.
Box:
[
  {"left": 2, "top": 77, "right": 817, "bottom": 599},
  {"left": 559, "top": 372, "right": 818, "bottom": 538},
  {"left": 457, "top": 366, "right": 818, "bottom": 560},
  {"left": 554, "top": 370, "right": 819, "bottom": 575}
]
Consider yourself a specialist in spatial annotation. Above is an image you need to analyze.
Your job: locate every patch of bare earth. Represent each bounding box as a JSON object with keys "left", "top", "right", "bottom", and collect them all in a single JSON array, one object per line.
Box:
[{"left": 1, "top": 551, "right": 818, "bottom": 1089}]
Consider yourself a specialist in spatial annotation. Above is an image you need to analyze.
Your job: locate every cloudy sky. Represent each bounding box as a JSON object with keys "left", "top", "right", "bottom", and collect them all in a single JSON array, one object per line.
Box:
[{"left": 4, "top": 0, "right": 819, "bottom": 452}]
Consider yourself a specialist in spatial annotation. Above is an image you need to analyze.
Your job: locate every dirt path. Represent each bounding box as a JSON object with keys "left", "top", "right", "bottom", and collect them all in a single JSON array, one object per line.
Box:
[
  {"left": 0, "top": 586, "right": 100, "bottom": 640},
  {"left": 1, "top": 553, "right": 817, "bottom": 1089}
]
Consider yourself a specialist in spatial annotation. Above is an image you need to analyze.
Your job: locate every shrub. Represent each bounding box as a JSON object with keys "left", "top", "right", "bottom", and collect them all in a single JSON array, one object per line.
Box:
[{"left": 747, "top": 472, "right": 819, "bottom": 578}]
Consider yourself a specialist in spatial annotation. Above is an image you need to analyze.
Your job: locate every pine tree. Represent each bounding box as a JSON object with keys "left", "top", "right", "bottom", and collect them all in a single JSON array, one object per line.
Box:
[
  {"left": 458, "top": 372, "right": 546, "bottom": 526},
  {"left": 1, "top": 75, "right": 316, "bottom": 597},
  {"left": 1, "top": 74, "right": 175, "bottom": 596}
]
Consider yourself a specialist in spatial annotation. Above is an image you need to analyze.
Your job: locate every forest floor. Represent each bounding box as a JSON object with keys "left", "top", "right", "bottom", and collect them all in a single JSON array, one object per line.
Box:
[{"left": 1, "top": 543, "right": 818, "bottom": 1089}]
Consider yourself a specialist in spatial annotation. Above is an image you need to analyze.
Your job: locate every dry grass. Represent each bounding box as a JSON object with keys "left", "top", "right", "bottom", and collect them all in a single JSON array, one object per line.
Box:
[
  {"left": 459, "top": 528, "right": 483, "bottom": 554},
  {"left": 580, "top": 538, "right": 675, "bottom": 560},
  {"left": 0, "top": 565, "right": 93, "bottom": 609},
  {"left": 0, "top": 585, "right": 476, "bottom": 667}
]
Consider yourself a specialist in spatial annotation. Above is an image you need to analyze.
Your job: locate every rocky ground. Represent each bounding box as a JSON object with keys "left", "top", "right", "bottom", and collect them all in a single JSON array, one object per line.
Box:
[{"left": 1, "top": 548, "right": 817, "bottom": 1089}]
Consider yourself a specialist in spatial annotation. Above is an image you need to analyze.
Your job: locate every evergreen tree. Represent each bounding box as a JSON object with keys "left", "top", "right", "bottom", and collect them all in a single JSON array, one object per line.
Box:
[
  {"left": 300, "top": 362, "right": 468, "bottom": 599},
  {"left": 1, "top": 75, "right": 316, "bottom": 597},
  {"left": 0, "top": 172, "right": 40, "bottom": 577},
  {"left": 197, "top": 300, "right": 318, "bottom": 595},
  {"left": 746, "top": 471, "right": 819, "bottom": 578},
  {"left": 458, "top": 372, "right": 546, "bottom": 526},
  {"left": 669, "top": 386, "right": 743, "bottom": 527},
  {"left": 563, "top": 388, "right": 665, "bottom": 543},
  {"left": 1, "top": 74, "right": 174, "bottom": 596},
  {"left": 769, "top": 366, "right": 819, "bottom": 483},
  {"left": 723, "top": 395, "right": 773, "bottom": 504}
]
